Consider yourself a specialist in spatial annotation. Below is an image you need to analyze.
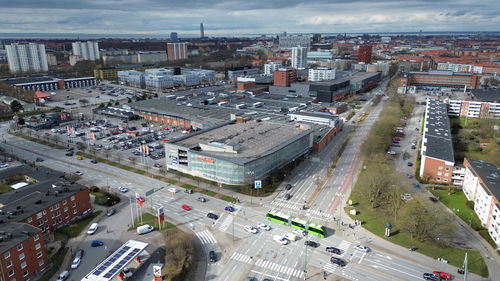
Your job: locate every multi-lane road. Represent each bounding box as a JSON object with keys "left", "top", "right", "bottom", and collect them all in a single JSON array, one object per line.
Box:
[{"left": 0, "top": 83, "right": 489, "bottom": 281}]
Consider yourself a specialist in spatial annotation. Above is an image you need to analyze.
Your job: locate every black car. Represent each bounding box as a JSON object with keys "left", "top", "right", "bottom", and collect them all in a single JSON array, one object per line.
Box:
[
  {"left": 184, "top": 189, "right": 194, "bottom": 194},
  {"left": 423, "top": 273, "right": 442, "bottom": 281},
  {"left": 285, "top": 184, "right": 292, "bottom": 190},
  {"left": 429, "top": 197, "right": 439, "bottom": 203},
  {"left": 36, "top": 157, "right": 44, "bottom": 162},
  {"left": 65, "top": 152, "right": 74, "bottom": 156},
  {"left": 330, "top": 257, "right": 347, "bottom": 266},
  {"left": 209, "top": 250, "right": 217, "bottom": 262},
  {"left": 304, "top": 241, "right": 319, "bottom": 248},
  {"left": 198, "top": 197, "right": 207, "bottom": 202},
  {"left": 326, "top": 247, "right": 342, "bottom": 255},
  {"left": 284, "top": 193, "right": 292, "bottom": 200},
  {"left": 90, "top": 160, "right": 98, "bottom": 164},
  {"left": 407, "top": 162, "right": 413, "bottom": 167},
  {"left": 207, "top": 213, "right": 218, "bottom": 220},
  {"left": 75, "top": 249, "right": 84, "bottom": 259}
]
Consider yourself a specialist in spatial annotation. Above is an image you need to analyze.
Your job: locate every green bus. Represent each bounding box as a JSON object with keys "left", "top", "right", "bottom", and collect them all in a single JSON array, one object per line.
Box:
[
  {"left": 307, "top": 223, "right": 327, "bottom": 238},
  {"left": 265, "top": 211, "right": 327, "bottom": 238}
]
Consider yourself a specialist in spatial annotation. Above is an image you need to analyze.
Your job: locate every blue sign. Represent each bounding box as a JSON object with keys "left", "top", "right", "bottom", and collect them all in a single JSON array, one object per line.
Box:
[
  {"left": 254, "top": 180, "right": 262, "bottom": 189},
  {"left": 171, "top": 157, "right": 178, "bottom": 165}
]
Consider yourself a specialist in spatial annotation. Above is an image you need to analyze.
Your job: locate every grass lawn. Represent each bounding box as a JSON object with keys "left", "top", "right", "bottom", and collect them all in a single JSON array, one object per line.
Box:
[
  {"left": 92, "top": 190, "right": 120, "bottom": 206},
  {"left": 181, "top": 183, "right": 197, "bottom": 190},
  {"left": 167, "top": 179, "right": 177, "bottom": 185},
  {"left": 135, "top": 170, "right": 146, "bottom": 175},
  {"left": 429, "top": 189, "right": 483, "bottom": 230},
  {"left": 55, "top": 211, "right": 101, "bottom": 238},
  {"left": 0, "top": 183, "right": 11, "bottom": 194},
  {"left": 130, "top": 212, "right": 174, "bottom": 230},
  {"left": 349, "top": 202, "right": 488, "bottom": 277},
  {"left": 200, "top": 189, "right": 217, "bottom": 197},
  {"left": 220, "top": 195, "right": 237, "bottom": 203},
  {"left": 37, "top": 247, "right": 68, "bottom": 281}
]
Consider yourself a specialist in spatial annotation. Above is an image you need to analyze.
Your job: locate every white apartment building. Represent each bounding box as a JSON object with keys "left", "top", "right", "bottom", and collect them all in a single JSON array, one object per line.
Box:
[
  {"left": 264, "top": 62, "right": 282, "bottom": 75},
  {"left": 308, "top": 67, "right": 336, "bottom": 82},
  {"left": 145, "top": 68, "right": 173, "bottom": 76},
  {"left": 446, "top": 89, "right": 500, "bottom": 119},
  {"left": 172, "top": 74, "right": 199, "bottom": 86},
  {"left": 187, "top": 69, "right": 216, "bottom": 81},
  {"left": 291, "top": 47, "right": 308, "bottom": 69},
  {"left": 6, "top": 43, "right": 49, "bottom": 73},
  {"left": 117, "top": 70, "right": 145, "bottom": 88},
  {"left": 145, "top": 74, "right": 174, "bottom": 90},
  {"left": 437, "top": 62, "right": 473, "bottom": 73},
  {"left": 462, "top": 159, "right": 500, "bottom": 248},
  {"left": 72, "top": 41, "right": 100, "bottom": 61}
]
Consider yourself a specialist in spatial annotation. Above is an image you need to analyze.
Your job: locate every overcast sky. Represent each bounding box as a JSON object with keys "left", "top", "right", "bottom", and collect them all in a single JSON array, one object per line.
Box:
[{"left": 1, "top": 0, "right": 499, "bottom": 35}]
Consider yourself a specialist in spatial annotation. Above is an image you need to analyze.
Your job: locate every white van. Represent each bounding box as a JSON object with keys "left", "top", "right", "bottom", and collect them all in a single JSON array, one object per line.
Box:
[
  {"left": 56, "top": 271, "right": 69, "bottom": 281},
  {"left": 137, "top": 224, "right": 154, "bottom": 235},
  {"left": 87, "top": 223, "right": 98, "bottom": 235}
]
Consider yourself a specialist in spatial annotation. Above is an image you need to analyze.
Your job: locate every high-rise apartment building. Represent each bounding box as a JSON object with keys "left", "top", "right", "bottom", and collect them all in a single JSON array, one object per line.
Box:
[
  {"left": 170, "top": 32, "right": 178, "bottom": 42},
  {"left": 291, "top": 47, "right": 308, "bottom": 69},
  {"left": 274, "top": 68, "right": 297, "bottom": 87},
  {"left": 264, "top": 61, "right": 282, "bottom": 75},
  {"left": 358, "top": 45, "right": 372, "bottom": 64},
  {"left": 166, "top": 43, "right": 188, "bottom": 61},
  {"left": 6, "top": 43, "right": 49, "bottom": 73},
  {"left": 72, "top": 41, "right": 99, "bottom": 61},
  {"left": 200, "top": 23, "right": 205, "bottom": 38},
  {"left": 279, "top": 35, "right": 310, "bottom": 49}
]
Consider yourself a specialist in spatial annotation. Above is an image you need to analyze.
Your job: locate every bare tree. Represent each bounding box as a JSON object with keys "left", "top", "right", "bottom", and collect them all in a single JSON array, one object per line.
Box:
[{"left": 130, "top": 157, "right": 136, "bottom": 168}]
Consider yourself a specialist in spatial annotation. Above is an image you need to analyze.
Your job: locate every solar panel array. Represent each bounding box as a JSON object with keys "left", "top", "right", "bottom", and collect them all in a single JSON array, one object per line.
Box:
[
  {"left": 103, "top": 248, "right": 140, "bottom": 278},
  {"left": 91, "top": 246, "right": 131, "bottom": 276}
]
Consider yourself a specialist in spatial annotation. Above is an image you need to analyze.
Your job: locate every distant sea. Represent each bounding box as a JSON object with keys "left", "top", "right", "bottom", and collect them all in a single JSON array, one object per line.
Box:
[{"left": 0, "top": 31, "right": 499, "bottom": 40}]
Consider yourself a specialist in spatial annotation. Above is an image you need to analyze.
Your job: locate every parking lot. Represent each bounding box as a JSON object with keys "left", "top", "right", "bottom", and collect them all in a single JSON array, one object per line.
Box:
[{"left": 33, "top": 115, "right": 190, "bottom": 170}]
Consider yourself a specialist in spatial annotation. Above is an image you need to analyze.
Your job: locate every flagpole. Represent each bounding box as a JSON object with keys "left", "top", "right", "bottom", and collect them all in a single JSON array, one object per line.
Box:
[{"left": 129, "top": 196, "right": 135, "bottom": 227}]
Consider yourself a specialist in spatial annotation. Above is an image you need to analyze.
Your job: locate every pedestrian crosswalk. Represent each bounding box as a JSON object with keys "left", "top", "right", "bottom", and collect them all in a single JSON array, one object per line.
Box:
[
  {"left": 230, "top": 252, "right": 253, "bottom": 264},
  {"left": 270, "top": 200, "right": 302, "bottom": 210},
  {"left": 323, "top": 261, "right": 340, "bottom": 273},
  {"left": 218, "top": 214, "right": 233, "bottom": 232},
  {"left": 196, "top": 230, "right": 217, "bottom": 245},
  {"left": 255, "top": 259, "right": 304, "bottom": 278}
]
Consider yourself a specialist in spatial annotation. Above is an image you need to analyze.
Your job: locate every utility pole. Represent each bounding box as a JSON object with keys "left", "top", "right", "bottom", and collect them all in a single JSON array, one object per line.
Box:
[
  {"left": 463, "top": 252, "right": 468, "bottom": 281},
  {"left": 232, "top": 214, "right": 235, "bottom": 243},
  {"left": 303, "top": 243, "right": 307, "bottom": 280}
]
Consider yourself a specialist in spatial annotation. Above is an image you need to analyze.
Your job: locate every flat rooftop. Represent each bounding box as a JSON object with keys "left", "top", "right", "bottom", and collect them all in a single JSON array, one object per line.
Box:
[
  {"left": 423, "top": 99, "right": 454, "bottom": 162},
  {"left": 0, "top": 165, "right": 88, "bottom": 223},
  {"left": 0, "top": 222, "right": 41, "bottom": 254},
  {"left": 471, "top": 89, "right": 500, "bottom": 103},
  {"left": 173, "top": 121, "right": 311, "bottom": 162}
]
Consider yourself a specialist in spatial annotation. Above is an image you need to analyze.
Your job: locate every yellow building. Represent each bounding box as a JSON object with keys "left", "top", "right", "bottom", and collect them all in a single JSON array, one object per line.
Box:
[{"left": 93, "top": 64, "right": 156, "bottom": 81}]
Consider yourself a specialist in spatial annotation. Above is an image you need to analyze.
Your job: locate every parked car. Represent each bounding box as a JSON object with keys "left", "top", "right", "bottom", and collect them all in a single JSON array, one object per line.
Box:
[
  {"left": 181, "top": 204, "right": 191, "bottom": 211},
  {"left": 304, "top": 240, "right": 319, "bottom": 248},
  {"left": 284, "top": 193, "right": 292, "bottom": 200},
  {"left": 354, "top": 244, "right": 370, "bottom": 252},
  {"left": 407, "top": 162, "right": 413, "bottom": 167},
  {"left": 198, "top": 197, "right": 207, "bottom": 202},
  {"left": 413, "top": 183, "right": 420, "bottom": 188},
  {"left": 91, "top": 240, "right": 104, "bottom": 247},
  {"left": 65, "top": 151, "right": 74, "bottom": 156},
  {"left": 429, "top": 197, "right": 439, "bottom": 203},
  {"left": 330, "top": 256, "right": 347, "bottom": 266},
  {"left": 75, "top": 171, "right": 83, "bottom": 176},
  {"left": 56, "top": 271, "right": 70, "bottom": 281},
  {"left": 258, "top": 223, "right": 271, "bottom": 231},
  {"left": 285, "top": 184, "right": 292, "bottom": 190},
  {"left": 90, "top": 159, "right": 98, "bottom": 164},
  {"left": 209, "top": 250, "right": 217, "bottom": 262},
  {"left": 207, "top": 212, "right": 218, "bottom": 220},
  {"left": 225, "top": 206, "right": 235, "bottom": 212},
  {"left": 75, "top": 249, "right": 84, "bottom": 259},
  {"left": 184, "top": 189, "right": 194, "bottom": 194},
  {"left": 136, "top": 224, "right": 154, "bottom": 235},
  {"left": 168, "top": 187, "right": 178, "bottom": 193},
  {"left": 71, "top": 256, "right": 81, "bottom": 269},
  {"left": 118, "top": 186, "right": 129, "bottom": 193},
  {"left": 283, "top": 233, "right": 297, "bottom": 241},
  {"left": 273, "top": 235, "right": 289, "bottom": 245},
  {"left": 87, "top": 223, "right": 98, "bottom": 235},
  {"left": 106, "top": 208, "right": 116, "bottom": 216},
  {"left": 292, "top": 229, "right": 307, "bottom": 236},
  {"left": 76, "top": 156, "right": 84, "bottom": 160},
  {"left": 326, "top": 247, "right": 342, "bottom": 255}
]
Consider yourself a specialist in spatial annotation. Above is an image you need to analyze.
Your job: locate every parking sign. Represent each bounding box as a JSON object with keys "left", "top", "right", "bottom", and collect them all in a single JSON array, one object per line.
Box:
[{"left": 254, "top": 180, "right": 262, "bottom": 189}]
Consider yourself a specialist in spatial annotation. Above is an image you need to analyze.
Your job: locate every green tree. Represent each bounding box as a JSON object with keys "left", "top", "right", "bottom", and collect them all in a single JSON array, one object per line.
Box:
[
  {"left": 17, "top": 117, "right": 25, "bottom": 125},
  {"left": 107, "top": 102, "right": 112, "bottom": 107},
  {"left": 114, "top": 101, "right": 120, "bottom": 105},
  {"left": 10, "top": 100, "right": 23, "bottom": 112},
  {"left": 127, "top": 98, "right": 132, "bottom": 103}
]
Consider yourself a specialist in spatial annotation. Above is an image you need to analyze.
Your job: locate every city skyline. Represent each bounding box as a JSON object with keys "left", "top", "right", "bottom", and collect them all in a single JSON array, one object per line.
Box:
[{"left": 0, "top": 0, "right": 499, "bottom": 35}]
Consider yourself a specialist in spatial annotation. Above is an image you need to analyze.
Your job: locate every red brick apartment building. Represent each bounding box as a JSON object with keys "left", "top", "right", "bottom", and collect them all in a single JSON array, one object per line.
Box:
[
  {"left": 358, "top": 45, "right": 372, "bottom": 64},
  {"left": 273, "top": 68, "right": 297, "bottom": 87},
  {"left": 400, "top": 70, "right": 480, "bottom": 90},
  {"left": 0, "top": 223, "right": 48, "bottom": 281},
  {"left": 0, "top": 165, "right": 91, "bottom": 280}
]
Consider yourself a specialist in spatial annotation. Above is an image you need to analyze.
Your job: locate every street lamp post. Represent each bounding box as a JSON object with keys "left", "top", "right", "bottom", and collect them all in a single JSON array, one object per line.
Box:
[
  {"left": 246, "top": 171, "right": 255, "bottom": 205},
  {"left": 304, "top": 242, "right": 308, "bottom": 280}
]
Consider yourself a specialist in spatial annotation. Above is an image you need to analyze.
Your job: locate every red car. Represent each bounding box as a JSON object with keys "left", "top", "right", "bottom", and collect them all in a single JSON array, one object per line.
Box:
[
  {"left": 433, "top": 271, "right": 452, "bottom": 280},
  {"left": 181, "top": 204, "right": 191, "bottom": 211}
]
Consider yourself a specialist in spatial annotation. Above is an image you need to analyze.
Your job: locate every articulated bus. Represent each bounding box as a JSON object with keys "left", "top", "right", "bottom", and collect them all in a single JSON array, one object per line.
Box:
[{"left": 266, "top": 211, "right": 327, "bottom": 238}]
